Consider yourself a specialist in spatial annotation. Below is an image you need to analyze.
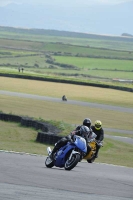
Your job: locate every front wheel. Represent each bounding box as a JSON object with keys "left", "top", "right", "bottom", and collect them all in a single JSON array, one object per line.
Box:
[
  {"left": 65, "top": 154, "right": 80, "bottom": 171},
  {"left": 45, "top": 156, "right": 54, "bottom": 168}
]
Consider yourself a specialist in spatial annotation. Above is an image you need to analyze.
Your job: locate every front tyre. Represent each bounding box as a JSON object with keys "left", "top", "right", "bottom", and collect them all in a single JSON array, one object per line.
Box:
[
  {"left": 65, "top": 154, "right": 80, "bottom": 171},
  {"left": 45, "top": 156, "right": 54, "bottom": 168}
]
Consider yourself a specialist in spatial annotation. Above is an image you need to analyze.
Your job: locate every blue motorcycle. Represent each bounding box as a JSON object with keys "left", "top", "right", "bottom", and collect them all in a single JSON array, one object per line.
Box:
[{"left": 45, "top": 135, "right": 87, "bottom": 170}]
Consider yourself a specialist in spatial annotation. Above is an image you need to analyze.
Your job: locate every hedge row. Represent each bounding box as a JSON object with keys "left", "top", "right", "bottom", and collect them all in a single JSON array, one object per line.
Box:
[
  {"left": 0, "top": 73, "right": 133, "bottom": 93},
  {"left": 0, "top": 113, "right": 61, "bottom": 145}
]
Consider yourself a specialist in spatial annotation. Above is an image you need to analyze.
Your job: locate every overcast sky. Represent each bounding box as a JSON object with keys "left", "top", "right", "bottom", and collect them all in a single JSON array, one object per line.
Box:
[
  {"left": 0, "top": 0, "right": 133, "bottom": 6},
  {"left": 0, "top": 0, "right": 132, "bottom": 35}
]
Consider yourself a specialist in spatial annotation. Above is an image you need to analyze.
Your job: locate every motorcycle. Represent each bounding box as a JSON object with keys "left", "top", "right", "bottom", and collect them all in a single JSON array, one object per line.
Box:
[
  {"left": 83, "top": 132, "right": 103, "bottom": 163},
  {"left": 45, "top": 135, "right": 87, "bottom": 170},
  {"left": 62, "top": 95, "right": 67, "bottom": 101}
]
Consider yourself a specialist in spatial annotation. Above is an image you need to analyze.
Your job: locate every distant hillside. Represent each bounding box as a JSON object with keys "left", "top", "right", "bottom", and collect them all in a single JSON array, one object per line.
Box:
[
  {"left": 0, "top": 1, "right": 133, "bottom": 36},
  {"left": 122, "top": 33, "right": 133, "bottom": 37},
  {"left": 1, "top": 26, "right": 133, "bottom": 43}
]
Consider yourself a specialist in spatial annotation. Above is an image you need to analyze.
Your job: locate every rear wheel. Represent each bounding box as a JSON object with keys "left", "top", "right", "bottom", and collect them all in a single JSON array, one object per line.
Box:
[
  {"left": 45, "top": 156, "right": 54, "bottom": 168},
  {"left": 87, "top": 156, "right": 96, "bottom": 163},
  {"left": 65, "top": 154, "right": 80, "bottom": 170}
]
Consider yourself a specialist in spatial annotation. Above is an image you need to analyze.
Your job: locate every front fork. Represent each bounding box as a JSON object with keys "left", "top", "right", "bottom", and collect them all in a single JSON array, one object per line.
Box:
[{"left": 68, "top": 150, "right": 80, "bottom": 160}]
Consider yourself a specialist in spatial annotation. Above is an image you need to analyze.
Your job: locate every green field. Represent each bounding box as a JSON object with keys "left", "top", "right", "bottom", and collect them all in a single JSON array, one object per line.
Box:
[
  {"left": 0, "top": 120, "right": 133, "bottom": 168},
  {"left": 1, "top": 27, "right": 133, "bottom": 51},
  {"left": 54, "top": 56, "right": 133, "bottom": 70},
  {"left": 1, "top": 53, "right": 133, "bottom": 80},
  {"left": 0, "top": 29, "right": 133, "bottom": 87},
  {"left": 0, "top": 27, "right": 133, "bottom": 168}
]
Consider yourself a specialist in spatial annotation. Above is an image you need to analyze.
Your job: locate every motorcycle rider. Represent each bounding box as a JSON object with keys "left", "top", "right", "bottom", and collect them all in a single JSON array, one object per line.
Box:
[
  {"left": 91, "top": 120, "right": 104, "bottom": 158},
  {"left": 50, "top": 125, "right": 92, "bottom": 160},
  {"left": 74, "top": 118, "right": 92, "bottom": 131},
  {"left": 71, "top": 118, "right": 93, "bottom": 157},
  {"left": 62, "top": 95, "right": 67, "bottom": 101}
]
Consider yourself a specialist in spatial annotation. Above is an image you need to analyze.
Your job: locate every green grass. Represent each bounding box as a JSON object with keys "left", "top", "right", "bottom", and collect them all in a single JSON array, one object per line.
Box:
[
  {"left": 0, "top": 48, "right": 38, "bottom": 57},
  {"left": 0, "top": 55, "right": 46, "bottom": 67},
  {"left": 0, "top": 120, "right": 49, "bottom": 155},
  {"left": 0, "top": 120, "right": 133, "bottom": 168},
  {"left": 0, "top": 34, "right": 133, "bottom": 89},
  {"left": 97, "top": 138, "right": 133, "bottom": 168},
  {"left": 54, "top": 56, "right": 133, "bottom": 71},
  {"left": 0, "top": 94, "right": 133, "bottom": 131},
  {"left": 0, "top": 44, "right": 133, "bottom": 86},
  {"left": 106, "top": 131, "right": 133, "bottom": 139},
  {"left": 0, "top": 28, "right": 133, "bottom": 168},
  {"left": 1, "top": 30, "right": 133, "bottom": 51},
  {"left": 1, "top": 38, "right": 133, "bottom": 58},
  {"left": 0, "top": 77, "right": 133, "bottom": 108}
]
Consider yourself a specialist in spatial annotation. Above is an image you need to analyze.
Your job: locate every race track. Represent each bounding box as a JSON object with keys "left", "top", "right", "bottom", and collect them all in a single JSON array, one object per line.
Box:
[
  {"left": 0, "top": 90, "right": 133, "bottom": 199},
  {"left": 0, "top": 90, "right": 133, "bottom": 144},
  {"left": 0, "top": 152, "right": 133, "bottom": 200},
  {"left": 0, "top": 90, "right": 133, "bottom": 114}
]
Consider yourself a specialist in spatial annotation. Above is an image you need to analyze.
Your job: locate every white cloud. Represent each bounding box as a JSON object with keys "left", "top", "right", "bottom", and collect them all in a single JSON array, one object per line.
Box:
[{"left": 0, "top": 0, "right": 133, "bottom": 7}]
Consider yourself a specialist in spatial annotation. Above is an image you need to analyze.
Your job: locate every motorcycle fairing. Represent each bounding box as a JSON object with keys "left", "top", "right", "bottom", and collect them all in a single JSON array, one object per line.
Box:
[
  {"left": 54, "top": 143, "right": 76, "bottom": 167},
  {"left": 54, "top": 136, "right": 87, "bottom": 167},
  {"left": 84, "top": 141, "right": 96, "bottom": 160},
  {"left": 73, "top": 136, "right": 87, "bottom": 153}
]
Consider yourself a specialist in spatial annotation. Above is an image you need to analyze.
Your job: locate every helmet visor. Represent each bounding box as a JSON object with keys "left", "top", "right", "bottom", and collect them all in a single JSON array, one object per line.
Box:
[{"left": 95, "top": 124, "right": 101, "bottom": 129}]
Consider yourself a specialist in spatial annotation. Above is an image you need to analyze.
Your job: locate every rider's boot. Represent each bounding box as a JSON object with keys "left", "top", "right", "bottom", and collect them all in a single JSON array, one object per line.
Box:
[
  {"left": 49, "top": 146, "right": 59, "bottom": 160},
  {"left": 95, "top": 148, "right": 100, "bottom": 158}
]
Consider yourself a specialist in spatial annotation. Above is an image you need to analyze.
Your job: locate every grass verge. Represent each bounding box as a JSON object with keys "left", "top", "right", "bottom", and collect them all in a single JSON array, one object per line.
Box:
[
  {"left": 0, "top": 76, "right": 133, "bottom": 107},
  {"left": 0, "top": 120, "right": 133, "bottom": 168},
  {"left": 0, "top": 95, "right": 133, "bottom": 131}
]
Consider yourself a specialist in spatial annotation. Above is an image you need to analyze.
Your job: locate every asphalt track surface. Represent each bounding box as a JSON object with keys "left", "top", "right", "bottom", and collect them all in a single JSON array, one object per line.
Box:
[
  {"left": 0, "top": 152, "right": 133, "bottom": 200},
  {"left": 1, "top": 91, "right": 133, "bottom": 200},
  {"left": 1, "top": 90, "right": 133, "bottom": 114},
  {"left": 0, "top": 90, "right": 133, "bottom": 145}
]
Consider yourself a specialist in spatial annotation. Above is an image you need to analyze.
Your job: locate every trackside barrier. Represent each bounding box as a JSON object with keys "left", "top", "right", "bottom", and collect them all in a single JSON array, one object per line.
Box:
[
  {"left": 0, "top": 113, "right": 22, "bottom": 122},
  {"left": 36, "top": 132, "right": 62, "bottom": 144},
  {"left": 0, "top": 113, "right": 61, "bottom": 145}
]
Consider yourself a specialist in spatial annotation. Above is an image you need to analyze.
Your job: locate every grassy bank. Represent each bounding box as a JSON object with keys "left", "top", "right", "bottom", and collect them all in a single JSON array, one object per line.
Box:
[
  {"left": 0, "top": 120, "right": 133, "bottom": 168},
  {"left": 0, "top": 77, "right": 133, "bottom": 108}
]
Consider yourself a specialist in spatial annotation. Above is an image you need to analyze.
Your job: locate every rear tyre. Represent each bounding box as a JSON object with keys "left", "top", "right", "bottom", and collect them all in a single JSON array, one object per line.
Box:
[
  {"left": 87, "top": 156, "right": 96, "bottom": 163},
  {"left": 45, "top": 156, "right": 54, "bottom": 168},
  {"left": 65, "top": 154, "right": 80, "bottom": 171}
]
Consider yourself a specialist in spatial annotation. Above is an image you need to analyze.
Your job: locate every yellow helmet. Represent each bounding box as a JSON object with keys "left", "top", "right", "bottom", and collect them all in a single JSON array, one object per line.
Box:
[{"left": 95, "top": 120, "right": 102, "bottom": 130}]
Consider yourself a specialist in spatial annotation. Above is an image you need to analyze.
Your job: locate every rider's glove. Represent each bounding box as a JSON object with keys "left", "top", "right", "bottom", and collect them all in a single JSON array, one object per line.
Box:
[{"left": 71, "top": 134, "right": 74, "bottom": 141}]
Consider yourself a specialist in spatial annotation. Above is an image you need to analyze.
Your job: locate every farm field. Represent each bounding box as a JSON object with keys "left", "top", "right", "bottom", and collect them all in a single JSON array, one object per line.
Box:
[
  {"left": 1, "top": 27, "right": 133, "bottom": 51},
  {"left": 54, "top": 56, "right": 133, "bottom": 71},
  {"left": 0, "top": 27, "right": 133, "bottom": 168},
  {"left": 0, "top": 26, "right": 133, "bottom": 89},
  {"left": 0, "top": 54, "right": 133, "bottom": 80},
  {"left": 0, "top": 49, "right": 133, "bottom": 86},
  {"left": 0, "top": 38, "right": 133, "bottom": 58}
]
